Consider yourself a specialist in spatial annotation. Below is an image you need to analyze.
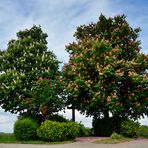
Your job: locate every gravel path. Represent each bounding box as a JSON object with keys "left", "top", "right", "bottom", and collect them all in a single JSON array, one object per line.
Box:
[{"left": 0, "top": 138, "right": 147, "bottom": 148}]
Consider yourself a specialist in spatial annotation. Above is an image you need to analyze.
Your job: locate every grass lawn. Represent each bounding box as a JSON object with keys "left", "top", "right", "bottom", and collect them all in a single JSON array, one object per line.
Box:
[
  {"left": 0, "top": 133, "right": 16, "bottom": 143},
  {"left": 94, "top": 137, "right": 132, "bottom": 144},
  {"left": 0, "top": 133, "right": 73, "bottom": 144}
]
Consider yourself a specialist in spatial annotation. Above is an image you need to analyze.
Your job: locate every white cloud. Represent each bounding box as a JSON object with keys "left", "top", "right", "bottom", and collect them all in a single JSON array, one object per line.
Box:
[
  {"left": 0, "top": 108, "right": 17, "bottom": 133},
  {"left": 139, "top": 117, "right": 148, "bottom": 125}
]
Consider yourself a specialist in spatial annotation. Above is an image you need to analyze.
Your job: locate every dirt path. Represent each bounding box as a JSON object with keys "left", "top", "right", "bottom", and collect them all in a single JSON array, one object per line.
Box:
[
  {"left": 0, "top": 138, "right": 147, "bottom": 148},
  {"left": 75, "top": 137, "right": 108, "bottom": 142}
]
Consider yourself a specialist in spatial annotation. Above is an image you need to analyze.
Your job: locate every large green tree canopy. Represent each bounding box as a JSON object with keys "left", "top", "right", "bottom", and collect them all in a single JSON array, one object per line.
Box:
[
  {"left": 63, "top": 14, "right": 148, "bottom": 119},
  {"left": 0, "top": 26, "right": 63, "bottom": 117}
]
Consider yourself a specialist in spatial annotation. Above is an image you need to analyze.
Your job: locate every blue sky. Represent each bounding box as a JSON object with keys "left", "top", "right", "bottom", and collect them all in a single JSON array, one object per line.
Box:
[{"left": 0, "top": 0, "right": 148, "bottom": 133}]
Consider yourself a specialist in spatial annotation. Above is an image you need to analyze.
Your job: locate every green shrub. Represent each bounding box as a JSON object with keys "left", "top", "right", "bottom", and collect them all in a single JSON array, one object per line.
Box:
[
  {"left": 138, "top": 125, "right": 148, "bottom": 138},
  {"left": 64, "top": 122, "right": 80, "bottom": 140},
  {"left": 37, "top": 120, "right": 80, "bottom": 141},
  {"left": 121, "top": 119, "right": 140, "bottom": 138},
  {"left": 18, "top": 112, "right": 42, "bottom": 125},
  {"left": 14, "top": 118, "right": 39, "bottom": 141},
  {"left": 92, "top": 117, "right": 123, "bottom": 136},
  {"left": 111, "top": 132, "right": 123, "bottom": 139},
  {"left": 78, "top": 123, "right": 92, "bottom": 137},
  {"left": 47, "top": 114, "right": 69, "bottom": 122}
]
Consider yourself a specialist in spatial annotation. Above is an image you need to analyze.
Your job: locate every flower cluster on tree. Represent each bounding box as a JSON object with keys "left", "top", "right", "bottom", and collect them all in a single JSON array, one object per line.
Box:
[
  {"left": 63, "top": 14, "right": 148, "bottom": 119},
  {"left": 0, "top": 15, "right": 147, "bottom": 122},
  {"left": 0, "top": 26, "right": 64, "bottom": 118}
]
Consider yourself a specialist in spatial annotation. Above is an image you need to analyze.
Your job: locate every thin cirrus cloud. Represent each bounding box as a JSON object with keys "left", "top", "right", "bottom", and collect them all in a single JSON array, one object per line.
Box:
[{"left": 0, "top": 0, "right": 148, "bottom": 133}]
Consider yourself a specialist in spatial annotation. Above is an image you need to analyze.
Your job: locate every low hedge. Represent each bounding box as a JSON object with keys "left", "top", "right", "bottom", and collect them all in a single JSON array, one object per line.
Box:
[
  {"left": 47, "top": 114, "right": 69, "bottom": 122},
  {"left": 138, "top": 125, "right": 148, "bottom": 138},
  {"left": 111, "top": 132, "right": 123, "bottom": 139},
  {"left": 78, "top": 123, "right": 93, "bottom": 137},
  {"left": 14, "top": 118, "right": 39, "bottom": 141},
  {"left": 37, "top": 120, "right": 80, "bottom": 141},
  {"left": 121, "top": 119, "right": 140, "bottom": 138}
]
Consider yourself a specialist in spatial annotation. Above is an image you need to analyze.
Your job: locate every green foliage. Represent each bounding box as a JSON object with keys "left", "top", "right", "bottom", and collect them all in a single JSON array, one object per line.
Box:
[
  {"left": 0, "top": 50, "right": 5, "bottom": 71},
  {"left": 14, "top": 118, "right": 39, "bottom": 141},
  {"left": 37, "top": 120, "right": 80, "bottom": 141},
  {"left": 18, "top": 112, "right": 43, "bottom": 125},
  {"left": 63, "top": 14, "right": 148, "bottom": 119},
  {"left": 92, "top": 117, "right": 123, "bottom": 136},
  {"left": 121, "top": 119, "right": 140, "bottom": 138},
  {"left": 0, "top": 25, "right": 62, "bottom": 118},
  {"left": 31, "top": 78, "right": 65, "bottom": 118},
  {"left": 111, "top": 132, "right": 123, "bottom": 139},
  {"left": 138, "top": 125, "right": 148, "bottom": 138},
  {"left": 47, "top": 114, "right": 69, "bottom": 122},
  {"left": 78, "top": 123, "right": 92, "bottom": 137}
]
